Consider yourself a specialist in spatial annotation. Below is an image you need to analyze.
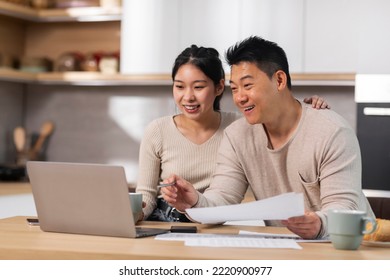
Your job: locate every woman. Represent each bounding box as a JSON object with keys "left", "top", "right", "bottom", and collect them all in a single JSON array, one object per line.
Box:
[{"left": 136, "top": 45, "right": 328, "bottom": 222}]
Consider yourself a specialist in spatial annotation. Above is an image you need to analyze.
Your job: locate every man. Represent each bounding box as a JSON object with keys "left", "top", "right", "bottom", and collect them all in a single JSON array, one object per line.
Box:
[{"left": 161, "top": 36, "right": 373, "bottom": 239}]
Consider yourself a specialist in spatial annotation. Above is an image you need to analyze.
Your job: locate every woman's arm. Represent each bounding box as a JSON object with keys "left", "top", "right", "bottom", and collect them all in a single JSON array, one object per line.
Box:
[{"left": 135, "top": 121, "right": 163, "bottom": 219}]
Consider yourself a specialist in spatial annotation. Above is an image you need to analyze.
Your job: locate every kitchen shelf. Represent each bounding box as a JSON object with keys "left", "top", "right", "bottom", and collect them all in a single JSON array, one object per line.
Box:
[
  {"left": 0, "top": 68, "right": 35, "bottom": 83},
  {"left": 291, "top": 73, "right": 355, "bottom": 86},
  {"left": 0, "top": 1, "right": 121, "bottom": 22},
  {"left": 0, "top": 69, "right": 356, "bottom": 87},
  {"left": 36, "top": 72, "right": 173, "bottom": 86}
]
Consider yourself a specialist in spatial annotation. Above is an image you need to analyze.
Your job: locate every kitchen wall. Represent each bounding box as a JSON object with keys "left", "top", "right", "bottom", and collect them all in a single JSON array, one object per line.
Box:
[
  {"left": 0, "top": 81, "right": 24, "bottom": 164},
  {"left": 20, "top": 83, "right": 354, "bottom": 184}
]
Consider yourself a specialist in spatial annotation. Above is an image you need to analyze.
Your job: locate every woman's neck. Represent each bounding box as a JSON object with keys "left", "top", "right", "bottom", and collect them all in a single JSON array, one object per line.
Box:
[{"left": 174, "top": 111, "right": 221, "bottom": 145}]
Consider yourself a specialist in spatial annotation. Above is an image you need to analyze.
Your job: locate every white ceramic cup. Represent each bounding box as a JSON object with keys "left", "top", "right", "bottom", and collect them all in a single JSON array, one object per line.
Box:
[
  {"left": 327, "top": 209, "right": 377, "bottom": 250},
  {"left": 129, "top": 193, "right": 143, "bottom": 223}
]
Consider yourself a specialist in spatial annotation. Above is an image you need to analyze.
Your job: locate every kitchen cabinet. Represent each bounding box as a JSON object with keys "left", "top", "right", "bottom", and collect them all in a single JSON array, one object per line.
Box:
[
  {"left": 121, "top": 0, "right": 304, "bottom": 74},
  {"left": 355, "top": 0, "right": 390, "bottom": 74},
  {"left": 304, "top": 0, "right": 390, "bottom": 74},
  {"left": 304, "top": 0, "right": 360, "bottom": 73},
  {"left": 239, "top": 0, "right": 305, "bottom": 73},
  {"left": 120, "top": 0, "right": 358, "bottom": 77}
]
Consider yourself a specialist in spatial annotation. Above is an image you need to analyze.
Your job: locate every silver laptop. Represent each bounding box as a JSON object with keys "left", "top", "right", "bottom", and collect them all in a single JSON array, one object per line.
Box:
[{"left": 26, "top": 161, "right": 169, "bottom": 238}]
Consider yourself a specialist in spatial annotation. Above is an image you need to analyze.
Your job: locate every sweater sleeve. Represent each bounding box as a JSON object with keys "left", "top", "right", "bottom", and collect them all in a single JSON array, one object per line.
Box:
[
  {"left": 136, "top": 120, "right": 163, "bottom": 219},
  {"left": 196, "top": 128, "right": 248, "bottom": 208},
  {"left": 316, "top": 126, "right": 363, "bottom": 238}
]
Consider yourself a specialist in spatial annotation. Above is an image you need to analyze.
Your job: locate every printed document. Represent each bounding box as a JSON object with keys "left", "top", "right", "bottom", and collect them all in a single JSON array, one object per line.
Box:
[
  {"left": 186, "top": 192, "right": 304, "bottom": 224},
  {"left": 156, "top": 233, "right": 302, "bottom": 249}
]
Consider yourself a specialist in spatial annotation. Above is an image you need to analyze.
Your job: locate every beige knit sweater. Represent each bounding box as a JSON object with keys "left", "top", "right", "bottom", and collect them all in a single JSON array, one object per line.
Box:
[
  {"left": 136, "top": 112, "right": 240, "bottom": 218},
  {"left": 196, "top": 102, "right": 374, "bottom": 238}
]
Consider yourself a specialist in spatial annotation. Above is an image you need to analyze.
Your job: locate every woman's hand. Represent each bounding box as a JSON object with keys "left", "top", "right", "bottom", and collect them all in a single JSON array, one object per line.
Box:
[
  {"left": 138, "top": 201, "right": 146, "bottom": 221},
  {"left": 304, "top": 95, "right": 331, "bottom": 109}
]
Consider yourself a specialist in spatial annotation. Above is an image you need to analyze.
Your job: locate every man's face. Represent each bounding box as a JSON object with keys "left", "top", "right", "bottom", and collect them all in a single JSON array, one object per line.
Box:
[{"left": 229, "top": 62, "right": 279, "bottom": 125}]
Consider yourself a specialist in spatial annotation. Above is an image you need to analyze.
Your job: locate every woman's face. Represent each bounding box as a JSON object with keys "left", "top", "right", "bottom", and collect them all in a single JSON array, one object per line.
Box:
[{"left": 173, "top": 63, "right": 222, "bottom": 120}]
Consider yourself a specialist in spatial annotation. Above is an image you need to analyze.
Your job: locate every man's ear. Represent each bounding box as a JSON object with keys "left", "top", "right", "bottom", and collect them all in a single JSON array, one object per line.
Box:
[{"left": 275, "top": 70, "right": 287, "bottom": 91}]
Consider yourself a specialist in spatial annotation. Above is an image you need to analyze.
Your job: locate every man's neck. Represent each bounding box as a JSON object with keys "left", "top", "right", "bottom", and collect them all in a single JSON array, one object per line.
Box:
[{"left": 263, "top": 98, "right": 302, "bottom": 150}]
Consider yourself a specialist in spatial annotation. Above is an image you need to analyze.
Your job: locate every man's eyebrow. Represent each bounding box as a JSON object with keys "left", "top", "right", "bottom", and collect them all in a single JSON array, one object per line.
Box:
[
  {"left": 229, "top": 75, "right": 254, "bottom": 84},
  {"left": 173, "top": 79, "right": 207, "bottom": 83}
]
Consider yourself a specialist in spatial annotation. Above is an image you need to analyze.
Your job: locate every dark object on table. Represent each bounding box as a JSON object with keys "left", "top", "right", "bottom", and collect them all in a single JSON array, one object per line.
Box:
[
  {"left": 0, "top": 164, "right": 26, "bottom": 181},
  {"left": 367, "top": 197, "right": 390, "bottom": 220}
]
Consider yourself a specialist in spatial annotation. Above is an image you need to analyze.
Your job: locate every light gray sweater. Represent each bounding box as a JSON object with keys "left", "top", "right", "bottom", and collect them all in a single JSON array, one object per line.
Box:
[
  {"left": 136, "top": 112, "right": 240, "bottom": 218},
  {"left": 196, "top": 103, "right": 374, "bottom": 238}
]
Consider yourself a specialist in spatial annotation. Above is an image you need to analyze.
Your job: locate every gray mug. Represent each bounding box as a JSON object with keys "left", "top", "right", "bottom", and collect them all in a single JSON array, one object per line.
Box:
[
  {"left": 129, "top": 193, "right": 143, "bottom": 224},
  {"left": 327, "top": 209, "right": 377, "bottom": 250}
]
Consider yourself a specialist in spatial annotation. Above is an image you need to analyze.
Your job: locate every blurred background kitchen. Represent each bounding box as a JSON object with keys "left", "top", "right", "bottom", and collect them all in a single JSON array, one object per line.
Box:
[{"left": 1, "top": 0, "right": 389, "bottom": 218}]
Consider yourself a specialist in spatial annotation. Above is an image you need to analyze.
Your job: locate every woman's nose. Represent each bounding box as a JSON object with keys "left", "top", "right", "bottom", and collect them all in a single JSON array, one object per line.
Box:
[{"left": 183, "top": 89, "right": 195, "bottom": 101}]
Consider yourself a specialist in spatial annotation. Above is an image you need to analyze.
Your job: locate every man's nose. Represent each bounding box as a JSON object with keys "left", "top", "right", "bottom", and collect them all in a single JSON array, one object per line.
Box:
[{"left": 234, "top": 89, "right": 247, "bottom": 104}]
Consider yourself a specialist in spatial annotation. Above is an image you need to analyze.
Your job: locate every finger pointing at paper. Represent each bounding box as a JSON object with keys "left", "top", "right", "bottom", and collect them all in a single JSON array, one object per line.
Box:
[{"left": 160, "top": 174, "right": 199, "bottom": 212}]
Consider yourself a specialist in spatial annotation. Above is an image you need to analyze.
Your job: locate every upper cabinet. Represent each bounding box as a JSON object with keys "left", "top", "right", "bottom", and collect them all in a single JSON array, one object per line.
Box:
[
  {"left": 121, "top": 0, "right": 304, "bottom": 74},
  {"left": 304, "top": 0, "right": 361, "bottom": 73},
  {"left": 120, "top": 0, "right": 179, "bottom": 75},
  {"left": 121, "top": 0, "right": 390, "bottom": 77},
  {"left": 239, "top": 0, "right": 305, "bottom": 73},
  {"left": 355, "top": 0, "right": 390, "bottom": 74},
  {"left": 305, "top": 0, "right": 390, "bottom": 74}
]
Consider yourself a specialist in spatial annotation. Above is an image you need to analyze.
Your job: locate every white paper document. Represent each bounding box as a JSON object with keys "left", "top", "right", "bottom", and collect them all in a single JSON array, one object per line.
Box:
[
  {"left": 186, "top": 192, "right": 304, "bottom": 224},
  {"left": 155, "top": 233, "right": 302, "bottom": 249},
  {"left": 238, "top": 231, "right": 330, "bottom": 243},
  {"left": 185, "top": 237, "right": 301, "bottom": 249}
]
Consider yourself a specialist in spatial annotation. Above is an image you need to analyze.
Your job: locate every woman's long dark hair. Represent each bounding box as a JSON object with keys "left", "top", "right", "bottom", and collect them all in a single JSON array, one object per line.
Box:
[{"left": 172, "top": 45, "right": 225, "bottom": 111}]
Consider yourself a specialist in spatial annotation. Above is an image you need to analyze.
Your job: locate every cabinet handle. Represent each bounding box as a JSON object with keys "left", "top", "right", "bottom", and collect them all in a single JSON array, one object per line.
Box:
[{"left": 363, "top": 107, "right": 390, "bottom": 116}]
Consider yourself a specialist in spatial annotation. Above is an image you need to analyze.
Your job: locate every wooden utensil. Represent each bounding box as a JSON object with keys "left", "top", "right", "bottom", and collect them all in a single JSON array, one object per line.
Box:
[
  {"left": 31, "top": 121, "right": 55, "bottom": 156},
  {"left": 13, "top": 126, "right": 26, "bottom": 153}
]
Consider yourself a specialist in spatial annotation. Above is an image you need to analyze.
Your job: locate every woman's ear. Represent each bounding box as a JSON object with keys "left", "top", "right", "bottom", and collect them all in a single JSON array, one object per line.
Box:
[{"left": 216, "top": 79, "right": 225, "bottom": 96}]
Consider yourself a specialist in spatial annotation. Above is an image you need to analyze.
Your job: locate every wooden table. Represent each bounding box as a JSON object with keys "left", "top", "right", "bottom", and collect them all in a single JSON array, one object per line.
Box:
[
  {"left": 0, "top": 182, "right": 31, "bottom": 196},
  {"left": 0, "top": 216, "right": 388, "bottom": 260}
]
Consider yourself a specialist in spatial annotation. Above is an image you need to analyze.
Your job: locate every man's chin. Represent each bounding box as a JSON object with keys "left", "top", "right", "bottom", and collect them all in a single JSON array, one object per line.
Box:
[{"left": 244, "top": 117, "right": 259, "bottom": 125}]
